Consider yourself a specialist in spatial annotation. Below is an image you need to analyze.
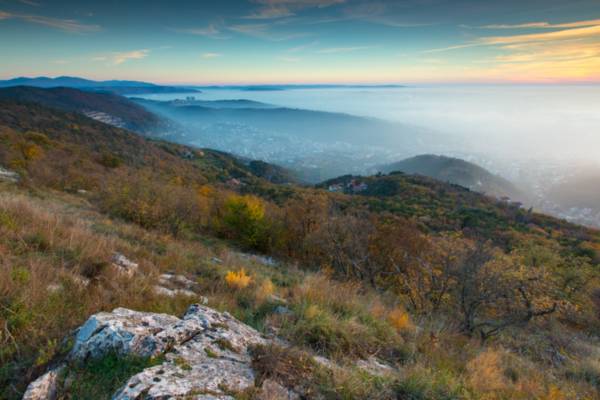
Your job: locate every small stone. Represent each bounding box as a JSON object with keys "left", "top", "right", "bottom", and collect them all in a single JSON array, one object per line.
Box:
[
  {"left": 258, "top": 379, "right": 300, "bottom": 400},
  {"left": 0, "top": 166, "right": 19, "bottom": 182},
  {"left": 274, "top": 306, "right": 292, "bottom": 315},
  {"left": 112, "top": 252, "right": 139, "bottom": 277}
]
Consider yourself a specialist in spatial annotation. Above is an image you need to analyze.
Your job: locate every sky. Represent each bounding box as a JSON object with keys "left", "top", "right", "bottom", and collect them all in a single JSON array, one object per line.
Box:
[{"left": 1, "top": 0, "right": 600, "bottom": 84}]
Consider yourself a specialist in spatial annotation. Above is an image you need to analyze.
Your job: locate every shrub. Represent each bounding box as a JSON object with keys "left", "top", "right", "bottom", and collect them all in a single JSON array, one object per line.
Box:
[
  {"left": 98, "top": 152, "right": 123, "bottom": 169},
  {"left": 220, "top": 195, "right": 269, "bottom": 250},
  {"left": 225, "top": 268, "right": 252, "bottom": 289},
  {"left": 466, "top": 349, "right": 509, "bottom": 393},
  {"left": 388, "top": 308, "right": 414, "bottom": 333}
]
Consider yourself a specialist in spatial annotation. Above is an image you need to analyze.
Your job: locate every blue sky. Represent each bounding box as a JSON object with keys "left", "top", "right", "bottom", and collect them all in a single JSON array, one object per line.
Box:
[{"left": 1, "top": 0, "right": 600, "bottom": 84}]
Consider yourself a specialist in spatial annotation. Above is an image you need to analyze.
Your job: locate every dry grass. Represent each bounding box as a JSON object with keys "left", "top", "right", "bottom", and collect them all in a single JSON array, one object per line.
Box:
[{"left": 2, "top": 189, "right": 600, "bottom": 400}]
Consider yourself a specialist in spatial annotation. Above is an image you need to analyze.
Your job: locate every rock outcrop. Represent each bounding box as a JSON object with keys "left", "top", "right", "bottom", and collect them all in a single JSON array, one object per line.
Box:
[
  {"left": 24, "top": 304, "right": 269, "bottom": 400},
  {"left": 24, "top": 303, "right": 393, "bottom": 399}
]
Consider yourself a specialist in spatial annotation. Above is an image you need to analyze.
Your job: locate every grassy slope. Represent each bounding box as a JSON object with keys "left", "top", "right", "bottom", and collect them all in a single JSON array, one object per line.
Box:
[{"left": 1, "top": 100, "right": 600, "bottom": 399}]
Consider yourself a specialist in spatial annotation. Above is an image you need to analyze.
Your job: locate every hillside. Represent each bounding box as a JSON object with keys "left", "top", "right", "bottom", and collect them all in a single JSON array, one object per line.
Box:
[
  {"left": 1, "top": 99, "right": 600, "bottom": 399},
  {"left": 379, "top": 154, "right": 525, "bottom": 201},
  {"left": 0, "top": 86, "right": 170, "bottom": 135}
]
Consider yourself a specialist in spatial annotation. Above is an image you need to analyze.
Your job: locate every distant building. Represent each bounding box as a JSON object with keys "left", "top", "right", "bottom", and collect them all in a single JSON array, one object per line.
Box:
[
  {"left": 347, "top": 179, "right": 368, "bottom": 193},
  {"left": 227, "top": 178, "right": 242, "bottom": 187},
  {"left": 328, "top": 183, "right": 344, "bottom": 192}
]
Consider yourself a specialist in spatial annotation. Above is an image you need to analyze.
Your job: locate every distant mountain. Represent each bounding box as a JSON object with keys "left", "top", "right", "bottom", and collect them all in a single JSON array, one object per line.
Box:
[
  {"left": 0, "top": 86, "right": 169, "bottom": 135},
  {"left": 131, "top": 98, "right": 277, "bottom": 109},
  {"left": 379, "top": 154, "right": 525, "bottom": 200},
  {"left": 0, "top": 76, "right": 198, "bottom": 94},
  {"left": 133, "top": 97, "right": 425, "bottom": 147},
  {"left": 194, "top": 84, "right": 404, "bottom": 91}
]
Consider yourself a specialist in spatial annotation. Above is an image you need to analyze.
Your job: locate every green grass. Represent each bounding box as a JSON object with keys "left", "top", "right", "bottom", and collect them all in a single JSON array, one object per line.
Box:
[{"left": 60, "top": 353, "right": 163, "bottom": 399}]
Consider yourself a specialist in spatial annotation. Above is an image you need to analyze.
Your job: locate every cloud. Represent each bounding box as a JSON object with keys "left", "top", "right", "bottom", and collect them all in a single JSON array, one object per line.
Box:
[
  {"left": 201, "top": 52, "right": 222, "bottom": 59},
  {"left": 18, "top": 0, "right": 40, "bottom": 6},
  {"left": 479, "top": 19, "right": 600, "bottom": 30},
  {"left": 174, "top": 24, "right": 229, "bottom": 39},
  {"left": 113, "top": 49, "right": 149, "bottom": 65},
  {"left": 337, "top": 1, "right": 432, "bottom": 28},
  {"left": 245, "top": 0, "right": 345, "bottom": 19},
  {"left": 228, "top": 23, "right": 308, "bottom": 41},
  {"left": 94, "top": 49, "right": 150, "bottom": 65},
  {"left": 429, "top": 18, "right": 600, "bottom": 82},
  {"left": 279, "top": 56, "right": 301, "bottom": 62},
  {"left": 479, "top": 24, "right": 600, "bottom": 46},
  {"left": 0, "top": 10, "right": 100, "bottom": 32},
  {"left": 427, "top": 18, "right": 600, "bottom": 53},
  {"left": 286, "top": 40, "right": 318, "bottom": 53},
  {"left": 317, "top": 46, "right": 372, "bottom": 54}
]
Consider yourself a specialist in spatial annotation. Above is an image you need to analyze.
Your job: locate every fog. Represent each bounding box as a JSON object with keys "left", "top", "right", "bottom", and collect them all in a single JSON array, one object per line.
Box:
[
  {"left": 141, "top": 85, "right": 600, "bottom": 163},
  {"left": 136, "top": 85, "right": 600, "bottom": 226}
]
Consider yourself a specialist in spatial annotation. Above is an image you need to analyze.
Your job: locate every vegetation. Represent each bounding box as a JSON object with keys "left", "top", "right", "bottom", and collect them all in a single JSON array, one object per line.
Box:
[{"left": 1, "top": 99, "right": 600, "bottom": 399}]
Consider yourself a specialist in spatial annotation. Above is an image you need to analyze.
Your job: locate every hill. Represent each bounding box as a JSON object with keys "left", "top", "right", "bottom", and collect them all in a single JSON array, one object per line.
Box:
[
  {"left": 0, "top": 76, "right": 198, "bottom": 95},
  {"left": 0, "top": 86, "right": 173, "bottom": 136},
  {"left": 1, "top": 98, "right": 600, "bottom": 399},
  {"left": 379, "top": 154, "right": 525, "bottom": 201}
]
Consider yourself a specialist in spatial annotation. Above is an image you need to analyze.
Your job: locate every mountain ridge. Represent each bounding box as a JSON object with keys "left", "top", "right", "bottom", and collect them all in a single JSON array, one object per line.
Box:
[
  {"left": 379, "top": 154, "right": 526, "bottom": 201},
  {"left": 0, "top": 76, "right": 198, "bottom": 94}
]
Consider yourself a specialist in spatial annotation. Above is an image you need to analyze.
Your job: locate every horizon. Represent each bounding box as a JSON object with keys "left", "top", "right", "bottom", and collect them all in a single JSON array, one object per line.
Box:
[{"left": 1, "top": 0, "right": 600, "bottom": 84}]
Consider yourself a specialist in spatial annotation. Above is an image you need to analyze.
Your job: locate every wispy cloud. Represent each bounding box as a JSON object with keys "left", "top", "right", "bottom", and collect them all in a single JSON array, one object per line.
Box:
[
  {"left": 245, "top": 0, "right": 345, "bottom": 20},
  {"left": 113, "top": 49, "right": 149, "bottom": 65},
  {"left": 316, "top": 46, "right": 373, "bottom": 54},
  {"left": 18, "top": 0, "right": 40, "bottom": 6},
  {"left": 286, "top": 40, "right": 319, "bottom": 53},
  {"left": 478, "top": 19, "right": 600, "bottom": 30},
  {"left": 201, "top": 52, "right": 222, "bottom": 59},
  {"left": 428, "top": 18, "right": 600, "bottom": 53},
  {"left": 228, "top": 23, "right": 308, "bottom": 41},
  {"left": 337, "top": 2, "right": 432, "bottom": 28},
  {"left": 174, "top": 24, "right": 229, "bottom": 39},
  {"left": 279, "top": 56, "right": 301, "bottom": 62},
  {"left": 0, "top": 10, "right": 100, "bottom": 32},
  {"left": 427, "top": 18, "right": 600, "bottom": 82},
  {"left": 479, "top": 24, "right": 600, "bottom": 45},
  {"left": 93, "top": 49, "right": 150, "bottom": 65}
]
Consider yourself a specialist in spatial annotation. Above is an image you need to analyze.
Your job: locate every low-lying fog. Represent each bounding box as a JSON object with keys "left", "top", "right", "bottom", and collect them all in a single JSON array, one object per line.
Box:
[{"left": 136, "top": 85, "right": 600, "bottom": 227}]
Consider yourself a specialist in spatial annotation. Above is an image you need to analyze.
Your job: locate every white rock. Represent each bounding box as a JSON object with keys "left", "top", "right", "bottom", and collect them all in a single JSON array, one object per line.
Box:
[
  {"left": 70, "top": 308, "right": 183, "bottom": 360},
  {"left": 113, "top": 304, "right": 267, "bottom": 399},
  {"left": 0, "top": 166, "right": 19, "bottom": 182},
  {"left": 111, "top": 252, "right": 139, "bottom": 277},
  {"left": 356, "top": 356, "right": 395, "bottom": 377},
  {"left": 258, "top": 379, "right": 300, "bottom": 400},
  {"left": 153, "top": 285, "right": 198, "bottom": 298},
  {"left": 22, "top": 366, "right": 63, "bottom": 400}
]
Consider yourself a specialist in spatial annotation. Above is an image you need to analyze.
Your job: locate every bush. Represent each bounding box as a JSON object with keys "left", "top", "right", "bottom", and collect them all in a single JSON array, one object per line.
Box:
[
  {"left": 225, "top": 268, "right": 252, "bottom": 290},
  {"left": 220, "top": 195, "right": 269, "bottom": 250}
]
